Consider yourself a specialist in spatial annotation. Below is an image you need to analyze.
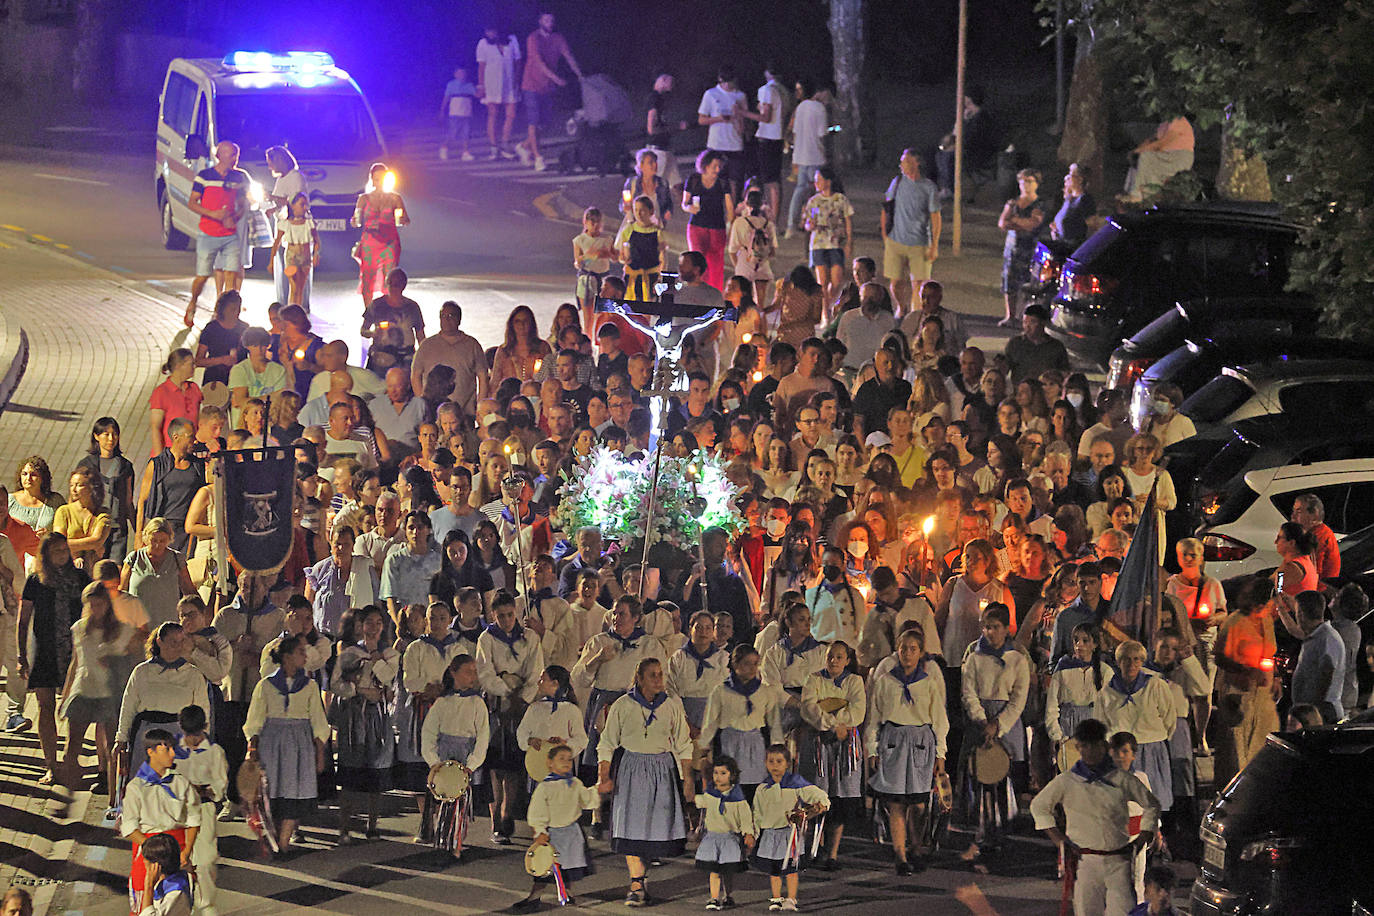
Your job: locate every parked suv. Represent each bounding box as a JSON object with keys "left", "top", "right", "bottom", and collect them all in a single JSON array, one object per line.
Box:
[
  {"left": 1190, "top": 418, "right": 1374, "bottom": 578},
  {"left": 1105, "top": 294, "right": 1316, "bottom": 391},
  {"left": 1181, "top": 359, "right": 1374, "bottom": 435},
  {"left": 1190, "top": 718, "right": 1374, "bottom": 915},
  {"left": 1047, "top": 202, "right": 1298, "bottom": 366}
]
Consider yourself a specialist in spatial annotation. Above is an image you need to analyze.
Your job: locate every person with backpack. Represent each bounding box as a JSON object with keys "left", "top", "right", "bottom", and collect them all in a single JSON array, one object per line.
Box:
[{"left": 727, "top": 187, "right": 777, "bottom": 308}]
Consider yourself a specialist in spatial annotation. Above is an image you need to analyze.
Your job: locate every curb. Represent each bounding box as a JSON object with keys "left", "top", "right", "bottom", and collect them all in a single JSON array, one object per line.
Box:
[{"left": 0, "top": 308, "right": 30, "bottom": 419}]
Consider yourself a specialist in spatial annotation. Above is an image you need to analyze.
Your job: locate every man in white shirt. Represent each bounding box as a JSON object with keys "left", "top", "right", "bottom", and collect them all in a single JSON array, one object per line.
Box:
[
  {"left": 323, "top": 402, "right": 377, "bottom": 470},
  {"left": 744, "top": 64, "right": 787, "bottom": 218},
  {"left": 298, "top": 370, "right": 354, "bottom": 429},
  {"left": 305, "top": 340, "right": 384, "bottom": 403},
  {"left": 355, "top": 493, "right": 403, "bottom": 577},
  {"left": 786, "top": 78, "right": 829, "bottom": 237},
  {"left": 697, "top": 66, "right": 747, "bottom": 196},
  {"left": 835, "top": 281, "right": 898, "bottom": 372}
]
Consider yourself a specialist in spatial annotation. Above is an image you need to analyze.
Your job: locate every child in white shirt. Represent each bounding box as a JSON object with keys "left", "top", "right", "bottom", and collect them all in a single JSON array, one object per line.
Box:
[
  {"left": 515, "top": 744, "right": 599, "bottom": 911},
  {"left": 174, "top": 705, "right": 226, "bottom": 916}
]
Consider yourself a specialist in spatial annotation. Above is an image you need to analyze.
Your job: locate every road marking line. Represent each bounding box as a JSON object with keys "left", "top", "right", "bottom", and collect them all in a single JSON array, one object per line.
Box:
[
  {"left": 364, "top": 861, "right": 514, "bottom": 894},
  {"left": 54, "top": 243, "right": 71, "bottom": 250},
  {"left": 532, "top": 192, "right": 560, "bottom": 221},
  {"left": 0, "top": 241, "right": 11, "bottom": 249},
  {"left": 31, "top": 172, "right": 110, "bottom": 186},
  {"left": 220, "top": 859, "right": 501, "bottom": 913},
  {"left": 29, "top": 234, "right": 52, "bottom": 242},
  {"left": 435, "top": 196, "right": 477, "bottom": 207},
  {"left": 1, "top": 225, "right": 22, "bottom": 232}
]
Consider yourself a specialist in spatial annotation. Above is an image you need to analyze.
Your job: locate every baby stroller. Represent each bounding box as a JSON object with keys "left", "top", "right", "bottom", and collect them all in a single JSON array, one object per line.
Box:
[{"left": 559, "top": 73, "right": 633, "bottom": 176}]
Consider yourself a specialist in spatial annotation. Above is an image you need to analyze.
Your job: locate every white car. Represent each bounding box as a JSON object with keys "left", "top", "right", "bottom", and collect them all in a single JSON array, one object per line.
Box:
[
  {"left": 1181, "top": 359, "right": 1374, "bottom": 434},
  {"left": 1198, "top": 440, "right": 1374, "bottom": 580}
]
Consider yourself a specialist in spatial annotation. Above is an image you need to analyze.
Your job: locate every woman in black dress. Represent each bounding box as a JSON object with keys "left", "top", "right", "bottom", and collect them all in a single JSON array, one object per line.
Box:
[{"left": 16, "top": 532, "right": 90, "bottom": 782}]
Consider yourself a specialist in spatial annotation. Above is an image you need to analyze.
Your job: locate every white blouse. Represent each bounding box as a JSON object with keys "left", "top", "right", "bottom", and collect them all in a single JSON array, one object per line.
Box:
[
  {"left": 527, "top": 776, "right": 600, "bottom": 833},
  {"left": 597, "top": 692, "right": 693, "bottom": 763},
  {"left": 959, "top": 643, "right": 1031, "bottom": 738},
  {"left": 1096, "top": 674, "right": 1177, "bottom": 745},
  {"left": 856, "top": 596, "right": 942, "bottom": 668},
  {"left": 117, "top": 659, "right": 210, "bottom": 744},
  {"left": 761, "top": 637, "right": 829, "bottom": 692},
  {"left": 865, "top": 666, "right": 949, "bottom": 758},
  {"left": 666, "top": 643, "right": 729, "bottom": 700},
  {"left": 331, "top": 644, "right": 400, "bottom": 698},
  {"left": 243, "top": 676, "right": 329, "bottom": 741},
  {"left": 68, "top": 618, "right": 135, "bottom": 699},
  {"left": 476, "top": 627, "right": 544, "bottom": 703},
  {"left": 572, "top": 630, "right": 664, "bottom": 694},
  {"left": 567, "top": 601, "right": 608, "bottom": 655},
  {"left": 1044, "top": 662, "right": 1113, "bottom": 743},
  {"left": 173, "top": 738, "right": 228, "bottom": 801},
  {"left": 700, "top": 680, "right": 785, "bottom": 744},
  {"left": 696, "top": 791, "right": 756, "bottom": 836},
  {"left": 752, "top": 778, "right": 830, "bottom": 830},
  {"left": 800, "top": 670, "right": 866, "bottom": 731},
  {"left": 212, "top": 603, "right": 286, "bottom": 702},
  {"left": 517, "top": 697, "right": 589, "bottom": 758},
  {"left": 185, "top": 627, "right": 232, "bottom": 687},
  {"left": 420, "top": 691, "right": 491, "bottom": 768},
  {"left": 403, "top": 635, "right": 468, "bottom": 694},
  {"left": 518, "top": 591, "right": 579, "bottom": 671}
]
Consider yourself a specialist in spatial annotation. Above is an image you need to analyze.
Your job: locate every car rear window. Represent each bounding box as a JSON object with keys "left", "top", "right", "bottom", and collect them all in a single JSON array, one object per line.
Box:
[
  {"left": 1271, "top": 482, "right": 1374, "bottom": 535},
  {"left": 1198, "top": 435, "right": 1261, "bottom": 489},
  {"left": 1066, "top": 223, "right": 1130, "bottom": 274},
  {"left": 1182, "top": 375, "right": 1253, "bottom": 424},
  {"left": 1279, "top": 380, "right": 1374, "bottom": 417}
]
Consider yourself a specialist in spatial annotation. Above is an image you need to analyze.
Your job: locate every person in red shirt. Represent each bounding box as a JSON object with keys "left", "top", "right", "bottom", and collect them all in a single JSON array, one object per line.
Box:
[
  {"left": 185, "top": 140, "right": 250, "bottom": 327},
  {"left": 148, "top": 349, "right": 203, "bottom": 457},
  {"left": 516, "top": 12, "right": 582, "bottom": 171},
  {"left": 1290, "top": 493, "right": 1340, "bottom": 580}
]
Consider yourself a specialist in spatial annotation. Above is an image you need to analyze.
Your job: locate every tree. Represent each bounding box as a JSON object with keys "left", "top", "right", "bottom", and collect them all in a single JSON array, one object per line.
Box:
[
  {"left": 72, "top": 0, "right": 117, "bottom": 103},
  {"left": 1053, "top": 0, "right": 1374, "bottom": 338},
  {"left": 826, "top": 0, "right": 875, "bottom": 167}
]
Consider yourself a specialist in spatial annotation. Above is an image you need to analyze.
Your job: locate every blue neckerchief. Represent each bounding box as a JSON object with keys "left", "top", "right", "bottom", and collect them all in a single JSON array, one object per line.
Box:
[
  {"left": 724, "top": 674, "right": 762, "bottom": 715},
  {"left": 420, "top": 633, "right": 459, "bottom": 652},
  {"left": 706, "top": 784, "right": 745, "bottom": 814},
  {"left": 1145, "top": 660, "right": 1175, "bottom": 676},
  {"left": 195, "top": 626, "right": 218, "bottom": 638},
  {"left": 151, "top": 656, "right": 187, "bottom": 671},
  {"left": 761, "top": 771, "right": 810, "bottom": 789},
  {"left": 889, "top": 664, "right": 928, "bottom": 703},
  {"left": 780, "top": 634, "right": 820, "bottom": 667},
  {"left": 235, "top": 596, "right": 277, "bottom": 619},
  {"left": 454, "top": 622, "right": 484, "bottom": 643},
  {"left": 974, "top": 636, "right": 1011, "bottom": 664},
  {"left": 823, "top": 669, "right": 849, "bottom": 689},
  {"left": 821, "top": 577, "right": 846, "bottom": 594},
  {"left": 543, "top": 771, "right": 577, "bottom": 786},
  {"left": 1109, "top": 670, "right": 1150, "bottom": 703},
  {"left": 530, "top": 586, "right": 555, "bottom": 603},
  {"left": 135, "top": 762, "right": 177, "bottom": 799},
  {"left": 152, "top": 871, "right": 191, "bottom": 903},
  {"left": 500, "top": 505, "right": 538, "bottom": 526},
  {"left": 1054, "top": 656, "right": 1094, "bottom": 673},
  {"left": 627, "top": 687, "right": 667, "bottom": 727},
  {"left": 610, "top": 626, "right": 646, "bottom": 653},
  {"left": 542, "top": 690, "right": 573, "bottom": 714},
  {"left": 485, "top": 621, "right": 525, "bottom": 658},
  {"left": 172, "top": 733, "right": 190, "bottom": 760},
  {"left": 267, "top": 669, "right": 309, "bottom": 712},
  {"left": 443, "top": 687, "right": 483, "bottom": 698},
  {"left": 683, "top": 641, "right": 717, "bottom": 679},
  {"left": 1071, "top": 758, "right": 1116, "bottom": 784}
]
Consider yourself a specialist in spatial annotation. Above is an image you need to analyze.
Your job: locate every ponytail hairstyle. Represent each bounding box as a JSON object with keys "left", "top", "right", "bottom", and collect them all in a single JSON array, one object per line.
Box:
[
  {"left": 542, "top": 664, "right": 578, "bottom": 707},
  {"left": 146, "top": 621, "right": 184, "bottom": 660},
  {"left": 1071, "top": 621, "right": 1105, "bottom": 690}
]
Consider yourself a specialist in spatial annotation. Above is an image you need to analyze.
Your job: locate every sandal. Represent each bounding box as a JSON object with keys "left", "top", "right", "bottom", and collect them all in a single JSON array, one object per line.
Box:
[
  {"left": 183, "top": 302, "right": 197, "bottom": 328},
  {"left": 625, "top": 878, "right": 647, "bottom": 907},
  {"left": 37, "top": 771, "right": 56, "bottom": 786}
]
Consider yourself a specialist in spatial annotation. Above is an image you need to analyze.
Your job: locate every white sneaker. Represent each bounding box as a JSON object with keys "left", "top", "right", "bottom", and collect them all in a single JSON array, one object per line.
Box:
[
  {"left": 534, "top": 155, "right": 548, "bottom": 172},
  {"left": 461, "top": 151, "right": 475, "bottom": 162},
  {"left": 439, "top": 146, "right": 449, "bottom": 161},
  {"left": 781, "top": 900, "right": 798, "bottom": 912},
  {"left": 515, "top": 145, "right": 532, "bottom": 166},
  {"left": 489, "top": 148, "right": 501, "bottom": 161}
]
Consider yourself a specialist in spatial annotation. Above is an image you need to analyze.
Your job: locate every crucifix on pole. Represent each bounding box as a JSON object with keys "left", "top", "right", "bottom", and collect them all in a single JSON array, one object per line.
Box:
[{"left": 595, "top": 287, "right": 737, "bottom": 594}]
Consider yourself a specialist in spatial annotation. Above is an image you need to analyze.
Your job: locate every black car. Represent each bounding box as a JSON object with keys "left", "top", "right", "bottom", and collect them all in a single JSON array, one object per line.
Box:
[
  {"left": 1105, "top": 294, "right": 1316, "bottom": 391},
  {"left": 1047, "top": 202, "right": 1298, "bottom": 366},
  {"left": 1022, "top": 239, "right": 1078, "bottom": 310},
  {"left": 1190, "top": 719, "right": 1374, "bottom": 915}
]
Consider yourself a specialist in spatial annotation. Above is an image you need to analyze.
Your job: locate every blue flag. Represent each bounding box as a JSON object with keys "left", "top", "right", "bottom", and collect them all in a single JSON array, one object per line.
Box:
[
  {"left": 1106, "top": 480, "right": 1161, "bottom": 644},
  {"left": 219, "top": 447, "right": 297, "bottom": 575}
]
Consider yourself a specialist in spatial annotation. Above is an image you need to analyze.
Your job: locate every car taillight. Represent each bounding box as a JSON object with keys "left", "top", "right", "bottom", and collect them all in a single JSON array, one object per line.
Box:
[
  {"left": 1031, "top": 245, "right": 1063, "bottom": 285},
  {"left": 1109, "top": 357, "right": 1152, "bottom": 391},
  {"left": 1240, "top": 836, "right": 1303, "bottom": 865},
  {"left": 1203, "top": 532, "right": 1255, "bottom": 562},
  {"left": 1061, "top": 267, "right": 1116, "bottom": 299}
]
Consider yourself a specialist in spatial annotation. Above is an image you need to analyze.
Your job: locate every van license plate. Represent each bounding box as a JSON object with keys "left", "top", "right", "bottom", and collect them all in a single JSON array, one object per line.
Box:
[
  {"left": 316, "top": 219, "right": 347, "bottom": 232},
  {"left": 1204, "top": 843, "right": 1225, "bottom": 871}
]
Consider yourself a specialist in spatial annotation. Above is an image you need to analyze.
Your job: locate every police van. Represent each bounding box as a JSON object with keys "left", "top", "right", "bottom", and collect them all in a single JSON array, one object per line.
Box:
[{"left": 155, "top": 51, "right": 387, "bottom": 250}]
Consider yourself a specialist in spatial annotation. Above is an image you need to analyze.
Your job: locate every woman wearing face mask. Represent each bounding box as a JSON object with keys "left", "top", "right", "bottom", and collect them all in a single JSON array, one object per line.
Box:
[
  {"left": 714, "top": 379, "right": 747, "bottom": 418},
  {"left": 1062, "top": 373, "right": 1096, "bottom": 428},
  {"left": 837, "top": 521, "right": 876, "bottom": 585},
  {"left": 1146, "top": 383, "right": 1195, "bottom": 448},
  {"left": 762, "top": 523, "right": 819, "bottom": 625}
]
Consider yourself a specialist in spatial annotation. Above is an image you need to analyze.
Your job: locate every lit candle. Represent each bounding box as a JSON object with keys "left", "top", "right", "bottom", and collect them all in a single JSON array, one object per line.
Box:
[
  {"left": 534, "top": 358, "right": 543, "bottom": 373},
  {"left": 751, "top": 370, "right": 764, "bottom": 382},
  {"left": 382, "top": 170, "right": 397, "bottom": 193},
  {"left": 741, "top": 332, "right": 753, "bottom": 344},
  {"left": 1197, "top": 603, "right": 1211, "bottom": 619},
  {"left": 294, "top": 348, "right": 306, "bottom": 361},
  {"left": 1260, "top": 657, "right": 1274, "bottom": 672},
  {"left": 922, "top": 515, "right": 935, "bottom": 538},
  {"left": 622, "top": 189, "right": 632, "bottom": 203}
]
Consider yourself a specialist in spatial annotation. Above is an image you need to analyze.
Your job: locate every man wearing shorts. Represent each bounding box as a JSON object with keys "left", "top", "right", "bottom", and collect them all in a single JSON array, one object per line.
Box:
[
  {"left": 745, "top": 65, "right": 787, "bottom": 218},
  {"left": 517, "top": 11, "right": 582, "bottom": 172},
  {"left": 882, "top": 149, "right": 942, "bottom": 315},
  {"left": 186, "top": 141, "right": 249, "bottom": 326}
]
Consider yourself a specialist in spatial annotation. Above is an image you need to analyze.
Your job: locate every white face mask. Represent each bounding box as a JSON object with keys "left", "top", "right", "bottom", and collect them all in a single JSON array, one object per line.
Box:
[
  {"left": 848, "top": 540, "right": 869, "bottom": 558},
  {"left": 722, "top": 397, "right": 740, "bottom": 412},
  {"left": 527, "top": 395, "right": 541, "bottom": 414},
  {"left": 1066, "top": 392, "right": 1084, "bottom": 409},
  {"left": 1152, "top": 398, "right": 1172, "bottom": 414},
  {"left": 766, "top": 518, "right": 786, "bottom": 538},
  {"left": 511, "top": 452, "right": 527, "bottom": 466}
]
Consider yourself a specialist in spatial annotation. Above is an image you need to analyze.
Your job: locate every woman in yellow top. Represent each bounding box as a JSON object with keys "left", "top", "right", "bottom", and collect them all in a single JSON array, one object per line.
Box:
[{"left": 53, "top": 467, "right": 110, "bottom": 571}]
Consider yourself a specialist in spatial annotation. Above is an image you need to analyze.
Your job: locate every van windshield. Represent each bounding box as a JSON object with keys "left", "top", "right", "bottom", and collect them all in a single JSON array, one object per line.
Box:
[{"left": 215, "top": 92, "right": 382, "bottom": 162}]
